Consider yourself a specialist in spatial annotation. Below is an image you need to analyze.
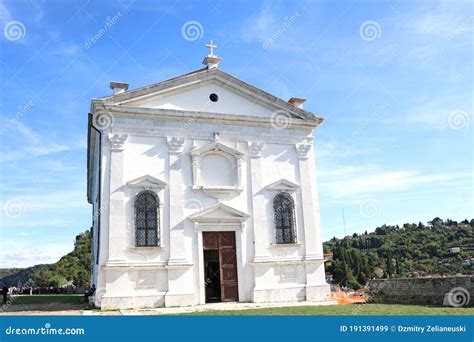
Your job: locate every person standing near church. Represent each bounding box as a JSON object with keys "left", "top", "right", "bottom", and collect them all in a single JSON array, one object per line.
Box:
[{"left": 2, "top": 284, "right": 9, "bottom": 305}]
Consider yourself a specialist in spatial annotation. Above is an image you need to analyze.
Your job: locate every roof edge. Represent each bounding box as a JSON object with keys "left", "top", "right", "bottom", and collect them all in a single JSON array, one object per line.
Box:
[{"left": 93, "top": 68, "right": 323, "bottom": 122}]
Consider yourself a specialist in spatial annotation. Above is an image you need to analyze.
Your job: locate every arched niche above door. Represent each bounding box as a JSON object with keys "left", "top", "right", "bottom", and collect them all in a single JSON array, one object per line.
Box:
[{"left": 190, "top": 142, "right": 243, "bottom": 199}]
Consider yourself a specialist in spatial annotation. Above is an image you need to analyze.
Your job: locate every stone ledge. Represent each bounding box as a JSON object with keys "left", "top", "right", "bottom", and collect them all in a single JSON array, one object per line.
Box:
[{"left": 270, "top": 243, "right": 303, "bottom": 248}]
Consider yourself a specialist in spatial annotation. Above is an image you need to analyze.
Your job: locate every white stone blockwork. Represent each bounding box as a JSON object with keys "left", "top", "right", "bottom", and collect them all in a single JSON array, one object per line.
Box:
[{"left": 87, "top": 58, "right": 334, "bottom": 309}]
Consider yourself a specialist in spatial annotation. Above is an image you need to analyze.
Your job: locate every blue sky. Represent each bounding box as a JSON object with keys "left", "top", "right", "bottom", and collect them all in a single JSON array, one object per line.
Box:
[{"left": 0, "top": 0, "right": 472, "bottom": 268}]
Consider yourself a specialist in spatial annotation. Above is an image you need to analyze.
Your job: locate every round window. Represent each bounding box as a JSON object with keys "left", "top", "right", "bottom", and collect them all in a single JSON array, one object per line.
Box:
[{"left": 209, "top": 93, "right": 219, "bottom": 102}]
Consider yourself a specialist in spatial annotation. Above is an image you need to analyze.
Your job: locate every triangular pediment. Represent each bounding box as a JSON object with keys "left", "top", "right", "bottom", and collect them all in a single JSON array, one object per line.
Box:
[
  {"left": 264, "top": 179, "right": 300, "bottom": 192},
  {"left": 191, "top": 141, "right": 243, "bottom": 157},
  {"left": 93, "top": 68, "right": 322, "bottom": 126},
  {"left": 126, "top": 175, "right": 167, "bottom": 189},
  {"left": 188, "top": 203, "right": 249, "bottom": 223}
]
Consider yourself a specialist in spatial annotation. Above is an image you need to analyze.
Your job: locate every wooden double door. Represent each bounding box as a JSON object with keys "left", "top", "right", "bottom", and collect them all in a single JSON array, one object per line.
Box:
[{"left": 203, "top": 231, "right": 239, "bottom": 303}]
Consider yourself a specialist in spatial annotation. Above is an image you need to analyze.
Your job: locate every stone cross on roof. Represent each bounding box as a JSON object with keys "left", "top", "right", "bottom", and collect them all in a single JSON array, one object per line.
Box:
[
  {"left": 206, "top": 40, "right": 217, "bottom": 57},
  {"left": 202, "top": 40, "right": 221, "bottom": 69}
]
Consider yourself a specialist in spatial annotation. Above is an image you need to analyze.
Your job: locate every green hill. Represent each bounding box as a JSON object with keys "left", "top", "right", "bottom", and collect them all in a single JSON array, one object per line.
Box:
[
  {"left": 3, "top": 218, "right": 473, "bottom": 291},
  {"left": 324, "top": 218, "right": 474, "bottom": 289},
  {"left": 0, "top": 230, "right": 91, "bottom": 288}
]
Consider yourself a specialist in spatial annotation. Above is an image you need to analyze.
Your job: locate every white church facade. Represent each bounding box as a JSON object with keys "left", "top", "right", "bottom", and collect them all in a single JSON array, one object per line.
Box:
[{"left": 87, "top": 42, "right": 332, "bottom": 309}]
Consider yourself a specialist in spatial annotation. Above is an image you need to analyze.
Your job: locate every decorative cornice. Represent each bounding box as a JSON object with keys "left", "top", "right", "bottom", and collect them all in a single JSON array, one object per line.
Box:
[
  {"left": 194, "top": 186, "right": 243, "bottom": 200},
  {"left": 296, "top": 142, "right": 312, "bottom": 159},
  {"left": 166, "top": 259, "right": 193, "bottom": 269},
  {"left": 93, "top": 68, "right": 323, "bottom": 126},
  {"left": 248, "top": 141, "right": 264, "bottom": 158},
  {"left": 264, "top": 179, "right": 300, "bottom": 192},
  {"left": 103, "top": 261, "right": 167, "bottom": 270},
  {"left": 167, "top": 136, "right": 185, "bottom": 154},
  {"left": 269, "top": 243, "right": 303, "bottom": 248},
  {"left": 94, "top": 105, "right": 321, "bottom": 129},
  {"left": 191, "top": 141, "right": 243, "bottom": 157},
  {"left": 188, "top": 202, "right": 249, "bottom": 223},
  {"left": 250, "top": 258, "right": 306, "bottom": 266},
  {"left": 126, "top": 175, "right": 167, "bottom": 190},
  {"left": 108, "top": 133, "right": 128, "bottom": 151}
]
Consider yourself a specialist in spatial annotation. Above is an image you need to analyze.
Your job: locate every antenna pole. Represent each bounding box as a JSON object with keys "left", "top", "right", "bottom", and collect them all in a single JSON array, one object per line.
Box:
[{"left": 342, "top": 208, "right": 346, "bottom": 236}]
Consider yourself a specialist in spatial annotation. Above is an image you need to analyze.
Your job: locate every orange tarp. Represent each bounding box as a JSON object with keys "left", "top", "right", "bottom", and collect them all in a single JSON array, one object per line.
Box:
[{"left": 331, "top": 292, "right": 366, "bottom": 305}]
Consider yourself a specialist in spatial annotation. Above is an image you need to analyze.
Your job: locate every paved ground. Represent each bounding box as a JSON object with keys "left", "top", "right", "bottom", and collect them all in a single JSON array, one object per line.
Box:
[
  {"left": 0, "top": 300, "right": 336, "bottom": 316},
  {"left": 112, "top": 299, "right": 337, "bottom": 316},
  {"left": 0, "top": 303, "right": 86, "bottom": 315}
]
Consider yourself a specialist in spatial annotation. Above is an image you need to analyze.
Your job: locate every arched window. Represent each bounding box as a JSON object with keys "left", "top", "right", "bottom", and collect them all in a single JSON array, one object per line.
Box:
[
  {"left": 135, "top": 190, "right": 159, "bottom": 247},
  {"left": 273, "top": 192, "right": 296, "bottom": 244}
]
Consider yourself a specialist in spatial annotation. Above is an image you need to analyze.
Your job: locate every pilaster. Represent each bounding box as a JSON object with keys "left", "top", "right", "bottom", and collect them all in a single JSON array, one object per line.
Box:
[
  {"left": 106, "top": 133, "right": 128, "bottom": 263},
  {"left": 165, "top": 136, "right": 194, "bottom": 307},
  {"left": 248, "top": 141, "right": 269, "bottom": 261},
  {"left": 166, "top": 136, "right": 187, "bottom": 264},
  {"left": 295, "top": 140, "right": 323, "bottom": 260}
]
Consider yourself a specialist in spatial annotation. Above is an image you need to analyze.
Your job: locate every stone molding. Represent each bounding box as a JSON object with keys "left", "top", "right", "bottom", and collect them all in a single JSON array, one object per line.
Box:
[
  {"left": 108, "top": 133, "right": 128, "bottom": 151},
  {"left": 191, "top": 141, "right": 243, "bottom": 199},
  {"left": 167, "top": 136, "right": 185, "bottom": 154},
  {"left": 248, "top": 141, "right": 264, "bottom": 158},
  {"left": 296, "top": 141, "right": 312, "bottom": 159},
  {"left": 264, "top": 178, "right": 300, "bottom": 192}
]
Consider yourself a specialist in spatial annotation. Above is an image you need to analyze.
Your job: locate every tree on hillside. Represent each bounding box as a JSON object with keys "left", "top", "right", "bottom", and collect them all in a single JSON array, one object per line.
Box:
[
  {"left": 428, "top": 217, "right": 443, "bottom": 229},
  {"left": 1, "top": 230, "right": 92, "bottom": 289},
  {"left": 323, "top": 218, "right": 473, "bottom": 289}
]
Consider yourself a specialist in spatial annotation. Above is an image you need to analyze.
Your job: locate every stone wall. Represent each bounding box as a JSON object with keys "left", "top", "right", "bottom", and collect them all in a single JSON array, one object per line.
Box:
[{"left": 367, "top": 276, "right": 473, "bottom": 306}]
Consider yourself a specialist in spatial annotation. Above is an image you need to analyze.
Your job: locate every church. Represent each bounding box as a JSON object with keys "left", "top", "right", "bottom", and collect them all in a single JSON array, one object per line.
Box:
[{"left": 87, "top": 41, "right": 332, "bottom": 309}]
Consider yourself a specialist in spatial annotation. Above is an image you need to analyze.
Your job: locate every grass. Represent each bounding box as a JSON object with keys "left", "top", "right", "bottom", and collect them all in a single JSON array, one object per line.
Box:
[
  {"left": 184, "top": 304, "right": 474, "bottom": 316},
  {"left": 7, "top": 294, "right": 83, "bottom": 305},
  {"left": 4, "top": 296, "right": 474, "bottom": 315}
]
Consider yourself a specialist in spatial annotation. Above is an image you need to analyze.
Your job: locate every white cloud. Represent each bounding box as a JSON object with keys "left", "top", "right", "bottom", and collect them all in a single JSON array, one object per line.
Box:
[
  {"left": 0, "top": 188, "right": 86, "bottom": 215},
  {"left": 0, "top": 240, "right": 72, "bottom": 268},
  {"left": 240, "top": 1, "right": 303, "bottom": 53},
  {"left": 0, "top": 121, "right": 83, "bottom": 161},
  {"left": 411, "top": 2, "right": 473, "bottom": 37},
  {"left": 15, "top": 121, "right": 40, "bottom": 144},
  {"left": 48, "top": 43, "right": 81, "bottom": 57},
  {"left": 377, "top": 92, "right": 471, "bottom": 130},
  {"left": 0, "top": 144, "right": 72, "bottom": 162},
  {"left": 320, "top": 169, "right": 470, "bottom": 200},
  {"left": 3, "top": 218, "right": 70, "bottom": 228},
  {"left": 317, "top": 140, "right": 373, "bottom": 157},
  {"left": 318, "top": 164, "right": 376, "bottom": 177},
  {"left": 241, "top": 2, "right": 276, "bottom": 42},
  {"left": 0, "top": 0, "right": 11, "bottom": 23}
]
